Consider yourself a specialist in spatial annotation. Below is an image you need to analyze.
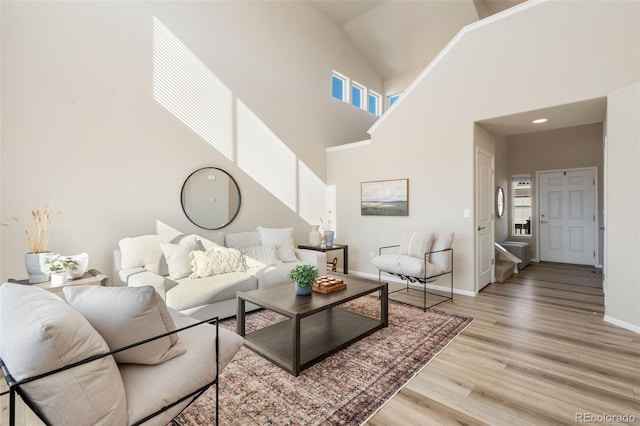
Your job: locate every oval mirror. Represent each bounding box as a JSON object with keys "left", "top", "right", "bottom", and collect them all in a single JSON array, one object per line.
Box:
[
  {"left": 496, "top": 186, "right": 505, "bottom": 218},
  {"left": 181, "top": 167, "right": 241, "bottom": 230}
]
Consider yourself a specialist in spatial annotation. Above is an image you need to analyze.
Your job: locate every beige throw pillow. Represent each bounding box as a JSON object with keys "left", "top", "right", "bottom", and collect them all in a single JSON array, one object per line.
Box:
[
  {"left": 161, "top": 234, "right": 201, "bottom": 280},
  {"left": 64, "top": 285, "right": 186, "bottom": 365},
  {"left": 243, "top": 245, "right": 280, "bottom": 268},
  {"left": 399, "top": 230, "right": 435, "bottom": 260},
  {"left": 190, "top": 246, "right": 246, "bottom": 278},
  {"left": 0, "top": 283, "right": 128, "bottom": 425}
]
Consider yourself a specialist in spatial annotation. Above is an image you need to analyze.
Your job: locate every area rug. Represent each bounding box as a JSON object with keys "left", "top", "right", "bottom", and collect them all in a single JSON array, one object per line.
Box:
[{"left": 175, "top": 296, "right": 472, "bottom": 426}]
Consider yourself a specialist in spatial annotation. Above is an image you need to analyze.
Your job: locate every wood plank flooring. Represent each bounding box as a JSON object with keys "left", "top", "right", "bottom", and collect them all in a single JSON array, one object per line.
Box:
[
  {"left": 367, "top": 262, "right": 640, "bottom": 425},
  {"left": 2, "top": 262, "right": 638, "bottom": 425}
]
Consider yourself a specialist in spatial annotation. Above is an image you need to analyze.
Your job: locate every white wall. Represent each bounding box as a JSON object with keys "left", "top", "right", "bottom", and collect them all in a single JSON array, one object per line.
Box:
[
  {"left": 494, "top": 135, "right": 509, "bottom": 243},
  {"left": 0, "top": 1, "right": 382, "bottom": 281},
  {"left": 327, "top": 0, "right": 639, "bottom": 297},
  {"left": 605, "top": 81, "right": 640, "bottom": 333}
]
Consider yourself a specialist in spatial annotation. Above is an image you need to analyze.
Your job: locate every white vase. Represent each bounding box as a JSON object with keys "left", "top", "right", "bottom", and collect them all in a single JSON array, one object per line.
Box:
[
  {"left": 24, "top": 252, "right": 52, "bottom": 284},
  {"left": 67, "top": 252, "right": 89, "bottom": 279},
  {"left": 309, "top": 225, "right": 322, "bottom": 246}
]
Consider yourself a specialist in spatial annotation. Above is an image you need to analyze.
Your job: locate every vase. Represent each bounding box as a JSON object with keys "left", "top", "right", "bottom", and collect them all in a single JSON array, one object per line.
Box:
[
  {"left": 24, "top": 252, "right": 52, "bottom": 284},
  {"left": 308, "top": 225, "right": 322, "bottom": 246},
  {"left": 67, "top": 252, "right": 89, "bottom": 279},
  {"left": 295, "top": 282, "right": 312, "bottom": 296},
  {"left": 50, "top": 272, "right": 68, "bottom": 287},
  {"left": 324, "top": 231, "right": 335, "bottom": 247}
]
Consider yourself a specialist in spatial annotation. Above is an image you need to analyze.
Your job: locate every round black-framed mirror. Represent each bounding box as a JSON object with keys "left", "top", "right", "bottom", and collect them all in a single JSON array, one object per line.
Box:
[
  {"left": 180, "top": 167, "right": 241, "bottom": 230},
  {"left": 496, "top": 185, "right": 505, "bottom": 218}
]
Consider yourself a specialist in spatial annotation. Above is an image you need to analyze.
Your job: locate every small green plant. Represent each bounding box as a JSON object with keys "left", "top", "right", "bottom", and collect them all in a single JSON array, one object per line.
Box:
[
  {"left": 47, "top": 255, "right": 79, "bottom": 274},
  {"left": 288, "top": 264, "right": 318, "bottom": 288}
]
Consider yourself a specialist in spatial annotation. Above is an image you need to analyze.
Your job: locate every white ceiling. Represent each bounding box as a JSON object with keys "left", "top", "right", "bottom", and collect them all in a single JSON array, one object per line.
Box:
[{"left": 307, "top": 0, "right": 524, "bottom": 81}]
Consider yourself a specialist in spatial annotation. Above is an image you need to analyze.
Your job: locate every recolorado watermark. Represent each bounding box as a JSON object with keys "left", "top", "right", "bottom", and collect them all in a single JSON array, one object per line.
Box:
[{"left": 576, "top": 413, "right": 637, "bottom": 423}]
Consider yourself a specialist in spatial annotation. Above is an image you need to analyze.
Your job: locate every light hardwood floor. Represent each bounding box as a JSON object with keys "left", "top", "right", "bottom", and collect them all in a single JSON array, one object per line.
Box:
[
  {"left": 3, "top": 263, "right": 639, "bottom": 425},
  {"left": 368, "top": 262, "right": 640, "bottom": 425}
]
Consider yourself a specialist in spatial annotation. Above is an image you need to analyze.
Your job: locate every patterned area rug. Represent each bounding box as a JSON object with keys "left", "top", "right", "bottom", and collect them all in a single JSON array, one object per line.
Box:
[{"left": 175, "top": 295, "right": 472, "bottom": 425}]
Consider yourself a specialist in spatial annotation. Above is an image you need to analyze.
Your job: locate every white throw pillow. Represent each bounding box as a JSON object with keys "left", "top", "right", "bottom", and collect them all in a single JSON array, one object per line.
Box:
[
  {"left": 160, "top": 234, "right": 201, "bottom": 280},
  {"left": 119, "top": 234, "right": 174, "bottom": 275},
  {"left": 430, "top": 232, "right": 455, "bottom": 272},
  {"left": 243, "top": 245, "right": 280, "bottom": 268},
  {"left": 257, "top": 226, "right": 297, "bottom": 262},
  {"left": 0, "top": 283, "right": 128, "bottom": 425},
  {"left": 64, "top": 285, "right": 186, "bottom": 365},
  {"left": 399, "top": 230, "right": 435, "bottom": 260},
  {"left": 190, "top": 247, "right": 246, "bottom": 278}
]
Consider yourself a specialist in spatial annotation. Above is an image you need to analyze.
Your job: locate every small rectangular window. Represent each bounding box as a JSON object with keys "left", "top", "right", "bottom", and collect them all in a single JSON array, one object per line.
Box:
[
  {"left": 512, "top": 174, "right": 532, "bottom": 236},
  {"left": 368, "top": 91, "right": 381, "bottom": 116},
  {"left": 388, "top": 94, "right": 401, "bottom": 108},
  {"left": 351, "top": 82, "right": 365, "bottom": 109},
  {"left": 331, "top": 71, "right": 348, "bottom": 102}
]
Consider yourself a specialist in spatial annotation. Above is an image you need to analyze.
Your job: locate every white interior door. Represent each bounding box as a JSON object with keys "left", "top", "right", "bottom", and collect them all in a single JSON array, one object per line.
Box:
[
  {"left": 476, "top": 149, "right": 494, "bottom": 291},
  {"left": 539, "top": 168, "right": 597, "bottom": 265}
]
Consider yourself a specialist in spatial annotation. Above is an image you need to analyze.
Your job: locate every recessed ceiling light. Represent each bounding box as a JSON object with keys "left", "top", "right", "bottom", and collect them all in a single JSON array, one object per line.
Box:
[{"left": 532, "top": 118, "right": 548, "bottom": 124}]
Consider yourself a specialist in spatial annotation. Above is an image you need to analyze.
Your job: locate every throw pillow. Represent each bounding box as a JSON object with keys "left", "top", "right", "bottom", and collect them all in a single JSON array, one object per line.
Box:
[
  {"left": 399, "top": 230, "right": 435, "bottom": 260},
  {"left": 257, "top": 226, "right": 297, "bottom": 262},
  {"left": 224, "top": 230, "right": 262, "bottom": 249},
  {"left": 119, "top": 234, "right": 174, "bottom": 275},
  {"left": 243, "top": 245, "right": 280, "bottom": 268},
  {"left": 161, "top": 234, "right": 201, "bottom": 280},
  {"left": 190, "top": 246, "right": 246, "bottom": 278},
  {"left": 0, "top": 283, "right": 128, "bottom": 425},
  {"left": 63, "top": 285, "right": 186, "bottom": 365}
]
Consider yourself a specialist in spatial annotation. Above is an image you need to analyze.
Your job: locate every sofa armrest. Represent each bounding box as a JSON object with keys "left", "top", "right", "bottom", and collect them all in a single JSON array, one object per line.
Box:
[
  {"left": 295, "top": 249, "right": 327, "bottom": 275},
  {"left": 126, "top": 270, "right": 178, "bottom": 300}
]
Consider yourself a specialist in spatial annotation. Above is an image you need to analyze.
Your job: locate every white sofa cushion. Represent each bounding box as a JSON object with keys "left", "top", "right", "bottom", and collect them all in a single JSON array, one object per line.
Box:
[
  {"left": 168, "top": 272, "right": 257, "bottom": 311},
  {"left": 64, "top": 285, "right": 186, "bottom": 365},
  {"left": 400, "top": 230, "right": 435, "bottom": 259},
  {"left": 371, "top": 254, "right": 443, "bottom": 280},
  {"left": 0, "top": 283, "right": 128, "bottom": 425},
  {"left": 119, "top": 234, "right": 174, "bottom": 275},
  {"left": 244, "top": 245, "right": 280, "bottom": 268},
  {"left": 119, "top": 309, "right": 244, "bottom": 426},
  {"left": 248, "top": 261, "right": 305, "bottom": 290},
  {"left": 198, "top": 231, "right": 225, "bottom": 247},
  {"left": 124, "top": 269, "right": 179, "bottom": 299},
  {"left": 257, "top": 226, "right": 297, "bottom": 262},
  {"left": 190, "top": 247, "right": 246, "bottom": 278},
  {"left": 225, "top": 230, "right": 261, "bottom": 249}
]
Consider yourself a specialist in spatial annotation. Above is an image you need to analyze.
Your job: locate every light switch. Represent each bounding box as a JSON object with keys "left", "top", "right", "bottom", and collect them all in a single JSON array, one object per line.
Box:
[{"left": 463, "top": 209, "right": 470, "bottom": 218}]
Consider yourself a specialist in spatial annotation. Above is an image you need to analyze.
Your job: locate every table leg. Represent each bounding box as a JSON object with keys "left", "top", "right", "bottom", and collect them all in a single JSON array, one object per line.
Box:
[
  {"left": 343, "top": 245, "right": 348, "bottom": 274},
  {"left": 292, "top": 314, "right": 301, "bottom": 376},
  {"left": 237, "top": 297, "right": 246, "bottom": 337},
  {"left": 381, "top": 283, "right": 388, "bottom": 328}
]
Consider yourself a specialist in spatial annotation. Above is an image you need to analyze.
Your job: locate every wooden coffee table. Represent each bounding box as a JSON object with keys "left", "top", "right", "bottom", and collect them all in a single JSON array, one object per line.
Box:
[{"left": 237, "top": 276, "right": 388, "bottom": 376}]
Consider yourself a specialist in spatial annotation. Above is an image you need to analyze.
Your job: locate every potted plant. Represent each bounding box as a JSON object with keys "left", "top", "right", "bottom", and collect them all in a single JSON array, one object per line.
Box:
[
  {"left": 47, "top": 255, "right": 79, "bottom": 286},
  {"left": 288, "top": 264, "right": 318, "bottom": 296},
  {"left": 1, "top": 202, "right": 61, "bottom": 283}
]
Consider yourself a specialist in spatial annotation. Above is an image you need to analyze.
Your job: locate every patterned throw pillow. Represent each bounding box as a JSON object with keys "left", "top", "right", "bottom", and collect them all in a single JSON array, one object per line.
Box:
[{"left": 189, "top": 247, "right": 246, "bottom": 278}]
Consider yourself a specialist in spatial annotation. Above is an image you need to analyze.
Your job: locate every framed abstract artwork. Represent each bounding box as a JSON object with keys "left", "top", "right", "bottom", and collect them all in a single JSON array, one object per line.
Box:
[{"left": 361, "top": 179, "right": 409, "bottom": 216}]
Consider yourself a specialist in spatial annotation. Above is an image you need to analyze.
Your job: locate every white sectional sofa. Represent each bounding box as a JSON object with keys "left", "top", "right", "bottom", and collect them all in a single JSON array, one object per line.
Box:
[{"left": 113, "top": 227, "right": 327, "bottom": 321}]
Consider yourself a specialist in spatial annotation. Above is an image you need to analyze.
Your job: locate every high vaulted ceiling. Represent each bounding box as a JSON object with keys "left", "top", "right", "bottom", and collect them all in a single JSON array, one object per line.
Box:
[{"left": 307, "top": 0, "right": 525, "bottom": 81}]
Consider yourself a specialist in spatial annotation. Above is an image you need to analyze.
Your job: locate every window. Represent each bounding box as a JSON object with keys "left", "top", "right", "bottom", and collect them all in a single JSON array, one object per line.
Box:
[
  {"left": 368, "top": 91, "right": 381, "bottom": 116},
  {"left": 388, "top": 94, "right": 401, "bottom": 108},
  {"left": 512, "top": 174, "right": 532, "bottom": 236},
  {"left": 331, "top": 72, "right": 348, "bottom": 102},
  {"left": 351, "top": 82, "right": 365, "bottom": 110}
]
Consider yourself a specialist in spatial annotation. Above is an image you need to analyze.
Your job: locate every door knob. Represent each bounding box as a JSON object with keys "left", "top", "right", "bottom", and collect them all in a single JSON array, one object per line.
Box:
[
  {"left": 540, "top": 220, "right": 548, "bottom": 224},
  {"left": 477, "top": 226, "right": 486, "bottom": 231}
]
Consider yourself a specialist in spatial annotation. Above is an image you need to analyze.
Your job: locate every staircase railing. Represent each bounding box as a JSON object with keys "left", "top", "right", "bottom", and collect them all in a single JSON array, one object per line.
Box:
[{"left": 495, "top": 242, "right": 522, "bottom": 274}]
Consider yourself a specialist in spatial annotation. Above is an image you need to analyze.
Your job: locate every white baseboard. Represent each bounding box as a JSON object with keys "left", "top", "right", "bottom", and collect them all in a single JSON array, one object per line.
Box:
[
  {"left": 349, "top": 270, "right": 476, "bottom": 297},
  {"left": 604, "top": 315, "right": 640, "bottom": 335}
]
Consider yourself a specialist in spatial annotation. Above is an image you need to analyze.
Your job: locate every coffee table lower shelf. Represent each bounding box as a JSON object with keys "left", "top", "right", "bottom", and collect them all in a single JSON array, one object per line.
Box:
[{"left": 243, "top": 308, "right": 383, "bottom": 376}]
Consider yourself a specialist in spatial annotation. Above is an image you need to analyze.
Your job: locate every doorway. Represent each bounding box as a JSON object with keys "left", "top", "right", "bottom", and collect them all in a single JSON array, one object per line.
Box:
[{"left": 538, "top": 167, "right": 598, "bottom": 265}]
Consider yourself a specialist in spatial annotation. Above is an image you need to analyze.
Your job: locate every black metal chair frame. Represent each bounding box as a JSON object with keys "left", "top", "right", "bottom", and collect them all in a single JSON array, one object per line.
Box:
[
  {"left": 378, "top": 245, "right": 454, "bottom": 312},
  {"left": 0, "top": 316, "right": 220, "bottom": 426}
]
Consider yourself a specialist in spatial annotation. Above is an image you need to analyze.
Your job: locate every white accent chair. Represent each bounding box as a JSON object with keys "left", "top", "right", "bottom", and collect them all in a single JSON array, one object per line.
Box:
[{"left": 371, "top": 230, "right": 454, "bottom": 311}]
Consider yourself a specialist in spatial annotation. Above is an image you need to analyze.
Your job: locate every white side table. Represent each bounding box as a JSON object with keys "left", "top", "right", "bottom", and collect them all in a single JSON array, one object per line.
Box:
[{"left": 8, "top": 269, "right": 108, "bottom": 299}]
